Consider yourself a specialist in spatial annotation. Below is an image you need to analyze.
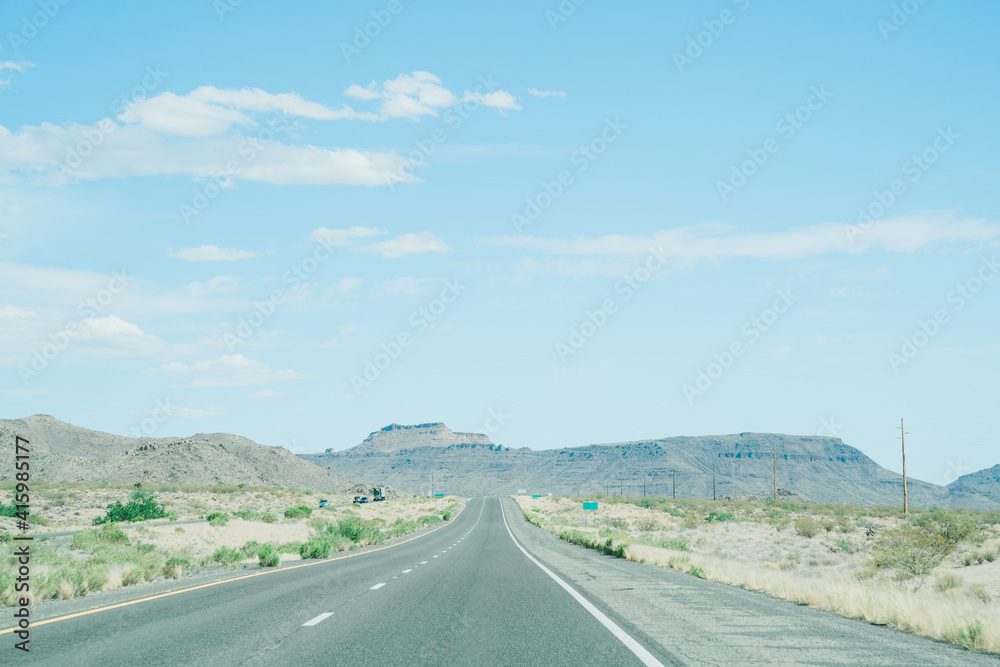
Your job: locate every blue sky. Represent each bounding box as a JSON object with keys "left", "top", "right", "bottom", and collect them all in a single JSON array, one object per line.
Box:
[{"left": 1, "top": 0, "right": 998, "bottom": 486}]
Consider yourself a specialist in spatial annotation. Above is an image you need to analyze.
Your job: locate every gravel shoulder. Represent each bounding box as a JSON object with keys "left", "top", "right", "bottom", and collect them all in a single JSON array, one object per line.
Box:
[{"left": 502, "top": 497, "right": 999, "bottom": 666}]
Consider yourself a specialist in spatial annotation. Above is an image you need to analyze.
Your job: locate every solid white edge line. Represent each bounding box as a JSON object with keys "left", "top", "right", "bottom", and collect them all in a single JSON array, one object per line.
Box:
[
  {"left": 370, "top": 583, "right": 386, "bottom": 590},
  {"left": 499, "top": 498, "right": 665, "bottom": 667},
  {"left": 302, "top": 612, "right": 334, "bottom": 627}
]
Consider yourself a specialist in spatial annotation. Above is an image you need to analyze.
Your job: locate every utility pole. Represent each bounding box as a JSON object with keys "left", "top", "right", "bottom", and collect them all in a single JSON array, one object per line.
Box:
[
  {"left": 671, "top": 470, "right": 676, "bottom": 500},
  {"left": 713, "top": 462, "right": 716, "bottom": 501},
  {"left": 772, "top": 445, "right": 777, "bottom": 502},
  {"left": 431, "top": 472, "right": 434, "bottom": 496},
  {"left": 619, "top": 477, "right": 622, "bottom": 497},
  {"left": 899, "top": 418, "right": 909, "bottom": 514},
  {"left": 642, "top": 469, "right": 646, "bottom": 498}
]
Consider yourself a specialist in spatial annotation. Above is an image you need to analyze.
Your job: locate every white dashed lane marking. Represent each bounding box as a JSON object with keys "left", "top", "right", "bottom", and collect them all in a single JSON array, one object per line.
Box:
[
  {"left": 302, "top": 613, "right": 333, "bottom": 627},
  {"left": 402, "top": 569, "right": 412, "bottom": 574},
  {"left": 370, "top": 583, "right": 386, "bottom": 590}
]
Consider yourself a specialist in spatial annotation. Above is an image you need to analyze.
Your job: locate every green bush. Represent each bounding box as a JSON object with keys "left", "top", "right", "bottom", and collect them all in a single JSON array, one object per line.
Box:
[
  {"left": 258, "top": 544, "right": 280, "bottom": 567},
  {"left": 332, "top": 516, "right": 384, "bottom": 545},
  {"left": 299, "top": 539, "right": 332, "bottom": 559},
  {"left": 604, "top": 517, "right": 629, "bottom": 529},
  {"left": 704, "top": 511, "right": 735, "bottom": 523},
  {"left": 261, "top": 512, "right": 278, "bottom": 523},
  {"left": 441, "top": 510, "right": 452, "bottom": 521},
  {"left": 284, "top": 506, "right": 313, "bottom": 520},
  {"left": 0, "top": 496, "right": 18, "bottom": 518},
  {"left": 916, "top": 509, "right": 979, "bottom": 544},
  {"left": 794, "top": 517, "right": 821, "bottom": 538},
  {"left": 207, "top": 546, "right": 243, "bottom": 568},
  {"left": 871, "top": 526, "right": 954, "bottom": 580},
  {"left": 72, "top": 523, "right": 130, "bottom": 550},
  {"left": 417, "top": 514, "right": 442, "bottom": 527},
  {"left": 206, "top": 512, "right": 229, "bottom": 527},
  {"left": 687, "top": 565, "right": 706, "bottom": 578},
  {"left": 93, "top": 491, "right": 167, "bottom": 525},
  {"left": 0, "top": 531, "right": 11, "bottom": 543}
]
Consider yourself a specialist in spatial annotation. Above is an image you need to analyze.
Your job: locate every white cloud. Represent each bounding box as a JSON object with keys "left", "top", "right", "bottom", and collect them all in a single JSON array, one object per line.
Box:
[
  {"left": 816, "top": 334, "right": 856, "bottom": 344},
  {"left": 491, "top": 214, "right": 1000, "bottom": 261},
  {"left": 152, "top": 354, "right": 309, "bottom": 387},
  {"left": 372, "top": 277, "right": 434, "bottom": 297},
  {"left": 308, "top": 226, "right": 383, "bottom": 247},
  {"left": 249, "top": 389, "right": 281, "bottom": 399},
  {"left": 71, "top": 316, "right": 167, "bottom": 358},
  {"left": 0, "top": 304, "right": 40, "bottom": 320},
  {"left": 528, "top": 89, "right": 566, "bottom": 98},
  {"left": 372, "top": 231, "right": 450, "bottom": 258},
  {"left": 334, "top": 277, "right": 363, "bottom": 297},
  {"left": 0, "top": 61, "right": 33, "bottom": 89},
  {"left": 167, "top": 245, "right": 265, "bottom": 261},
  {"left": 185, "top": 275, "right": 240, "bottom": 297},
  {"left": 344, "top": 72, "right": 520, "bottom": 120}
]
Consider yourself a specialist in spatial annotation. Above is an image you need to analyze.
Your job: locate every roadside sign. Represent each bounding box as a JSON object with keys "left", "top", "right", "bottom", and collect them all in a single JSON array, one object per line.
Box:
[
  {"left": 531, "top": 494, "right": 543, "bottom": 498},
  {"left": 433, "top": 493, "right": 445, "bottom": 497},
  {"left": 583, "top": 502, "right": 598, "bottom": 510},
  {"left": 517, "top": 489, "right": 526, "bottom": 494}
]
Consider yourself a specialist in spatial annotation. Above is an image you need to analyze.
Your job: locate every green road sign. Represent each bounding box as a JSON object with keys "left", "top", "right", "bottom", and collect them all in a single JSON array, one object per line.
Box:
[
  {"left": 531, "top": 494, "right": 543, "bottom": 498},
  {"left": 583, "top": 502, "right": 598, "bottom": 510},
  {"left": 433, "top": 493, "right": 445, "bottom": 497}
]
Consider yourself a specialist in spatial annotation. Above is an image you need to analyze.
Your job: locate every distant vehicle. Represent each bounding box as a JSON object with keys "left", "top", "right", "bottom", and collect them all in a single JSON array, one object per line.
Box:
[
  {"left": 352, "top": 496, "right": 361, "bottom": 504},
  {"left": 371, "top": 487, "right": 386, "bottom": 502},
  {"left": 319, "top": 499, "right": 329, "bottom": 508},
  {"left": 361, "top": 496, "right": 369, "bottom": 503}
]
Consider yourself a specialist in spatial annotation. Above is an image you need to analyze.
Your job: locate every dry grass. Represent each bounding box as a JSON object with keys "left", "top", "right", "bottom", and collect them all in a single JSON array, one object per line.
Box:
[{"left": 517, "top": 495, "right": 1000, "bottom": 653}]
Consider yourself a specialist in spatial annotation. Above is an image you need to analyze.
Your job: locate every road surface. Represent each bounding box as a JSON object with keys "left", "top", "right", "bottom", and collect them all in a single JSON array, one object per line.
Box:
[{"left": 3, "top": 497, "right": 994, "bottom": 666}]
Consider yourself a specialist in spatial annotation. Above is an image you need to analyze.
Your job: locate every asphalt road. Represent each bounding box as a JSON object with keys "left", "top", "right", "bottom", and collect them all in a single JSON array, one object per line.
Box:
[
  {"left": 5, "top": 497, "right": 996, "bottom": 666},
  {"left": 5, "top": 497, "right": 666, "bottom": 666}
]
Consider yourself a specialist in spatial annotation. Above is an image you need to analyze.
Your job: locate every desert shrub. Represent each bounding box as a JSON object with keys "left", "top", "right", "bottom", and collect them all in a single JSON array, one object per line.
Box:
[
  {"left": 258, "top": 543, "right": 280, "bottom": 567},
  {"left": 704, "top": 511, "right": 735, "bottom": 523},
  {"left": 299, "top": 539, "right": 332, "bottom": 559},
  {"left": 208, "top": 546, "right": 243, "bottom": 568},
  {"left": 952, "top": 621, "right": 985, "bottom": 651},
  {"left": 261, "top": 513, "right": 278, "bottom": 523},
  {"left": 604, "top": 517, "right": 629, "bottom": 530},
  {"left": 333, "top": 516, "right": 384, "bottom": 545},
  {"left": 687, "top": 565, "right": 706, "bottom": 578},
  {"left": 966, "top": 583, "right": 993, "bottom": 603},
  {"left": 916, "top": 509, "right": 979, "bottom": 544},
  {"left": 441, "top": 510, "right": 452, "bottom": 521},
  {"left": 633, "top": 517, "right": 660, "bottom": 532},
  {"left": 635, "top": 498, "right": 653, "bottom": 508},
  {"left": 871, "top": 526, "right": 954, "bottom": 580},
  {"left": 72, "top": 523, "right": 130, "bottom": 550},
  {"left": 834, "top": 538, "right": 853, "bottom": 553},
  {"left": 416, "top": 514, "right": 442, "bottom": 527},
  {"left": 933, "top": 571, "right": 963, "bottom": 592},
  {"left": 822, "top": 518, "right": 835, "bottom": 532},
  {"left": 794, "top": 517, "right": 821, "bottom": 538},
  {"left": 93, "top": 491, "right": 167, "bottom": 525},
  {"left": 234, "top": 510, "right": 264, "bottom": 521},
  {"left": 206, "top": 512, "right": 229, "bottom": 527},
  {"left": 0, "top": 531, "right": 12, "bottom": 543},
  {"left": 383, "top": 519, "right": 417, "bottom": 538},
  {"left": 637, "top": 536, "right": 689, "bottom": 551},
  {"left": 0, "top": 497, "right": 18, "bottom": 517},
  {"left": 284, "top": 506, "right": 313, "bottom": 520},
  {"left": 662, "top": 506, "right": 681, "bottom": 517}
]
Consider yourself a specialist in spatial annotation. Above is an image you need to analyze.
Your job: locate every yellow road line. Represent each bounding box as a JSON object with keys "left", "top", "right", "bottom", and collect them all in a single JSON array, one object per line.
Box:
[{"left": 0, "top": 502, "right": 466, "bottom": 634}]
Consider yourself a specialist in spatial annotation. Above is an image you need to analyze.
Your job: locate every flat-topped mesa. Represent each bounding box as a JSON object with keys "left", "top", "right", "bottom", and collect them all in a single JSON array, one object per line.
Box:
[{"left": 332, "top": 422, "right": 493, "bottom": 454}]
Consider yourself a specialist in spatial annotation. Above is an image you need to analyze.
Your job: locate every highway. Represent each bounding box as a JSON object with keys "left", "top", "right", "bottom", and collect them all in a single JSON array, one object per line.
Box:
[{"left": 5, "top": 497, "right": 995, "bottom": 666}]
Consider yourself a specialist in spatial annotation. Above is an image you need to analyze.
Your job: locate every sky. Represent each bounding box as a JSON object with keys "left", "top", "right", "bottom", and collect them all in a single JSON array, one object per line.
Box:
[{"left": 1, "top": 0, "right": 998, "bottom": 486}]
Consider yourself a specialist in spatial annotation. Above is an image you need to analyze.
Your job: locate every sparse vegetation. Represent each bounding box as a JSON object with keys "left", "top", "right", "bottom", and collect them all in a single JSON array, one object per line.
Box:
[
  {"left": 283, "top": 505, "right": 313, "bottom": 520},
  {"left": 794, "top": 517, "right": 820, "bottom": 538},
  {"left": 871, "top": 526, "right": 954, "bottom": 581}
]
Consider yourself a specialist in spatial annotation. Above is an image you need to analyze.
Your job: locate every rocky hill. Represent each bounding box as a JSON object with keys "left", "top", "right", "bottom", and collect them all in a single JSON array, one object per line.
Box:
[
  {"left": 0, "top": 415, "right": 354, "bottom": 493},
  {"left": 302, "top": 424, "right": 1000, "bottom": 510},
  {"left": 947, "top": 465, "right": 1000, "bottom": 505}
]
